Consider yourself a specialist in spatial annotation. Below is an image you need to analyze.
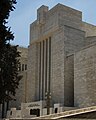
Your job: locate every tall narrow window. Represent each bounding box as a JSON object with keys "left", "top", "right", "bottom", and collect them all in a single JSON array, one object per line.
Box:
[
  {"left": 45, "top": 39, "right": 48, "bottom": 93},
  {"left": 39, "top": 42, "right": 41, "bottom": 100},
  {"left": 25, "top": 64, "right": 27, "bottom": 70},
  {"left": 30, "top": 109, "right": 33, "bottom": 115},
  {"left": 10, "top": 111, "right": 12, "bottom": 115},
  {"left": 42, "top": 40, "right": 44, "bottom": 100},
  {"left": 55, "top": 108, "right": 58, "bottom": 113},
  {"left": 49, "top": 37, "right": 51, "bottom": 92},
  {"left": 22, "top": 64, "right": 24, "bottom": 71}
]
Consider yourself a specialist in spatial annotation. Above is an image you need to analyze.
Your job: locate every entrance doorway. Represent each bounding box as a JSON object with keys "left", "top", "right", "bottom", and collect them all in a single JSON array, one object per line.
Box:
[
  {"left": 30, "top": 109, "right": 40, "bottom": 117},
  {"left": 55, "top": 108, "right": 58, "bottom": 113}
]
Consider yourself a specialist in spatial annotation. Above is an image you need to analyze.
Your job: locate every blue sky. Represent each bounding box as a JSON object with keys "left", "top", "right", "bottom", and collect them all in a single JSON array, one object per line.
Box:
[{"left": 8, "top": 0, "right": 96, "bottom": 47}]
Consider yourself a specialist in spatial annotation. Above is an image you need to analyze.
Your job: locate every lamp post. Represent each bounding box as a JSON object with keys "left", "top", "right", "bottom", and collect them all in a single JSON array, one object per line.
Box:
[{"left": 45, "top": 91, "right": 51, "bottom": 115}]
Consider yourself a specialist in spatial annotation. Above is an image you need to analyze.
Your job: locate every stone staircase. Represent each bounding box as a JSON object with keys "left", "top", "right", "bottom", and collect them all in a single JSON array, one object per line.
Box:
[{"left": 33, "top": 106, "right": 96, "bottom": 119}]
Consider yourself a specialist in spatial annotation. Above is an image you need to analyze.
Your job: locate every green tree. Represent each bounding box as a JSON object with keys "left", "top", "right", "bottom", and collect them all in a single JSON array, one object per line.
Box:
[{"left": 0, "top": 0, "right": 22, "bottom": 118}]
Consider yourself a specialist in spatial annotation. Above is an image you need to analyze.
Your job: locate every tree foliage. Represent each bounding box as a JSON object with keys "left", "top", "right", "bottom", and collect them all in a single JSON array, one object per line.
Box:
[{"left": 0, "top": 0, "right": 21, "bottom": 105}]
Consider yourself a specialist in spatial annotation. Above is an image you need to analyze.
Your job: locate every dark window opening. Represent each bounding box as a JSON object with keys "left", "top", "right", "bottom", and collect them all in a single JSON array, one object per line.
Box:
[
  {"left": 10, "top": 111, "right": 12, "bottom": 115},
  {"left": 30, "top": 109, "right": 40, "bottom": 117},
  {"left": 55, "top": 108, "right": 58, "bottom": 113},
  {"left": 37, "top": 109, "right": 40, "bottom": 117},
  {"left": 22, "top": 64, "right": 24, "bottom": 71},
  {"left": 42, "top": 40, "right": 44, "bottom": 99},
  {"left": 25, "top": 64, "right": 27, "bottom": 70},
  {"left": 45, "top": 39, "right": 48, "bottom": 93},
  {"left": 30, "top": 109, "right": 34, "bottom": 115},
  {"left": 39, "top": 42, "right": 41, "bottom": 100},
  {"left": 49, "top": 37, "right": 51, "bottom": 92}
]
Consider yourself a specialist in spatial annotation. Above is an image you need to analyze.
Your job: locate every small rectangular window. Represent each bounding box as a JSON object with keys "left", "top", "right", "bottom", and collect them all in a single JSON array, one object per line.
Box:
[
  {"left": 10, "top": 111, "right": 12, "bottom": 115},
  {"left": 22, "top": 64, "right": 24, "bottom": 71},
  {"left": 25, "top": 64, "right": 27, "bottom": 70}
]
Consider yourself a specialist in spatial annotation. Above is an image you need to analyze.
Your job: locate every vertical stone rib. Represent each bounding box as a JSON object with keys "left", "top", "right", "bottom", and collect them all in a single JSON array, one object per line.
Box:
[
  {"left": 40, "top": 42, "right": 43, "bottom": 100},
  {"left": 49, "top": 37, "right": 51, "bottom": 92},
  {"left": 25, "top": 72, "right": 27, "bottom": 102},
  {"left": 42, "top": 40, "right": 44, "bottom": 100},
  {"left": 39, "top": 42, "right": 41, "bottom": 100},
  {"left": 43, "top": 40, "right": 46, "bottom": 99},
  {"left": 37, "top": 43, "right": 40, "bottom": 100},
  {"left": 47, "top": 39, "right": 49, "bottom": 92},
  {"left": 45, "top": 39, "right": 48, "bottom": 93}
]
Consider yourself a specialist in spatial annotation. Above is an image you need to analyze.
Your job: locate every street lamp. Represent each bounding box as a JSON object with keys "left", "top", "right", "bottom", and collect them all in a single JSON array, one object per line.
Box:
[{"left": 45, "top": 91, "right": 51, "bottom": 115}]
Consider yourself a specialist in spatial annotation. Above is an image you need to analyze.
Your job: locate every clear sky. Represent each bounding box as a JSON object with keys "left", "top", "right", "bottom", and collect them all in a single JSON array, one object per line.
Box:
[{"left": 8, "top": 0, "right": 96, "bottom": 47}]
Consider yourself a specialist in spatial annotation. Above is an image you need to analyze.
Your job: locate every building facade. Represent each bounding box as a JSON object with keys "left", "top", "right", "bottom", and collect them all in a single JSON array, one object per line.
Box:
[
  {"left": 9, "top": 47, "right": 28, "bottom": 109},
  {"left": 7, "top": 3, "right": 96, "bottom": 118},
  {"left": 27, "top": 3, "right": 96, "bottom": 108}
]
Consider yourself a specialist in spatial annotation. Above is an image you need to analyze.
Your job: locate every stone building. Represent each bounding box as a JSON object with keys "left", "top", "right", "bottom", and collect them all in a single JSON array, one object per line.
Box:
[
  {"left": 7, "top": 3, "right": 96, "bottom": 118},
  {"left": 9, "top": 46, "right": 28, "bottom": 109},
  {"left": 0, "top": 46, "right": 28, "bottom": 118},
  {"left": 27, "top": 3, "right": 96, "bottom": 108}
]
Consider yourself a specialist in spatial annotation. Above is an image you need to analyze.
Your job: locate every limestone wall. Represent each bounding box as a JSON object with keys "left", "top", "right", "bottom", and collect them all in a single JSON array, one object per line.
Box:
[
  {"left": 9, "top": 72, "right": 27, "bottom": 109},
  {"left": 30, "top": 3, "right": 83, "bottom": 44},
  {"left": 74, "top": 44, "right": 96, "bottom": 107},
  {"left": 9, "top": 47, "right": 28, "bottom": 109},
  {"left": 27, "top": 43, "right": 38, "bottom": 102},
  {"left": 82, "top": 22, "right": 96, "bottom": 37},
  {"left": 30, "top": 7, "right": 59, "bottom": 44},
  {"left": 64, "top": 54, "right": 74, "bottom": 106},
  {"left": 51, "top": 28, "right": 65, "bottom": 105},
  {"left": 85, "top": 36, "right": 96, "bottom": 46},
  {"left": 57, "top": 4, "right": 82, "bottom": 30},
  {"left": 64, "top": 25, "right": 85, "bottom": 55},
  {"left": 28, "top": 4, "right": 86, "bottom": 106}
]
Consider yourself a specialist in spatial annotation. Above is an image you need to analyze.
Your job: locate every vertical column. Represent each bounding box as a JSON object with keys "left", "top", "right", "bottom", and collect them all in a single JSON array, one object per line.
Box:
[
  {"left": 39, "top": 42, "right": 41, "bottom": 100},
  {"left": 49, "top": 37, "right": 51, "bottom": 93},
  {"left": 36, "top": 43, "right": 40, "bottom": 100},
  {"left": 43, "top": 40, "right": 46, "bottom": 100},
  {"left": 47, "top": 39, "right": 49, "bottom": 92},
  {"left": 45, "top": 39, "right": 48, "bottom": 94},
  {"left": 35, "top": 44, "right": 39, "bottom": 101},
  {"left": 27, "top": 43, "right": 38, "bottom": 102},
  {"left": 25, "top": 72, "right": 27, "bottom": 102},
  {"left": 42, "top": 40, "right": 44, "bottom": 100},
  {"left": 40, "top": 42, "right": 43, "bottom": 100},
  {"left": 38, "top": 37, "right": 51, "bottom": 101}
]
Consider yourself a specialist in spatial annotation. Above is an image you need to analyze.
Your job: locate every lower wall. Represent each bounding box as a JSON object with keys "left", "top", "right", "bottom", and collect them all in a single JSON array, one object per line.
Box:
[
  {"left": 64, "top": 54, "right": 74, "bottom": 107},
  {"left": 74, "top": 45, "right": 96, "bottom": 108}
]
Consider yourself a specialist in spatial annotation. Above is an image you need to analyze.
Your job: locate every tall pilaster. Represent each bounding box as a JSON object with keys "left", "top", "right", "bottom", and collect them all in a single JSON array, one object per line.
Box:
[{"left": 27, "top": 43, "right": 38, "bottom": 102}]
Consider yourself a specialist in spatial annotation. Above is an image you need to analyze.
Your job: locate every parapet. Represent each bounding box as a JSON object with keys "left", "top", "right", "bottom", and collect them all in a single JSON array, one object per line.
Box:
[
  {"left": 37, "top": 5, "right": 49, "bottom": 25},
  {"left": 30, "top": 4, "right": 83, "bottom": 43}
]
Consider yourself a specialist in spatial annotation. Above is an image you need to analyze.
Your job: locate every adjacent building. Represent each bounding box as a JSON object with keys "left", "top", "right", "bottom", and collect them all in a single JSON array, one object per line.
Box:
[{"left": 9, "top": 47, "right": 28, "bottom": 109}]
